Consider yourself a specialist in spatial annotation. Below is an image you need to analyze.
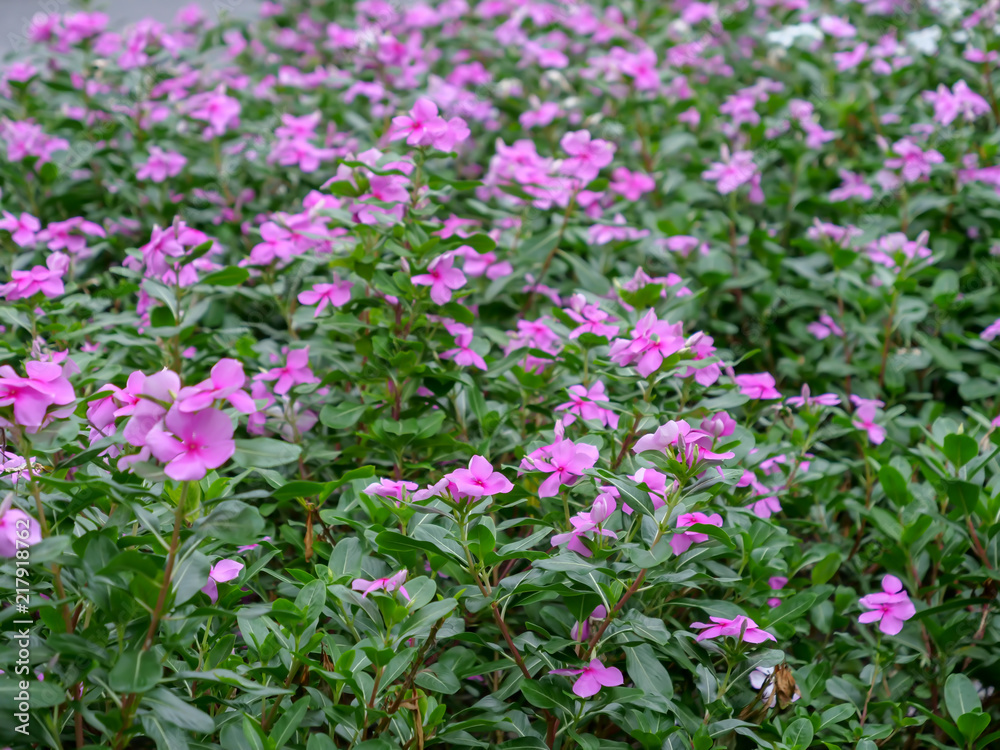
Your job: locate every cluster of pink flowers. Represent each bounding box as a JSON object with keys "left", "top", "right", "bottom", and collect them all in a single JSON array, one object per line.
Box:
[
  {"left": 126, "top": 221, "right": 221, "bottom": 287},
  {"left": 88, "top": 362, "right": 254, "bottom": 480},
  {"left": 551, "top": 491, "right": 618, "bottom": 557},
  {"left": 388, "top": 98, "right": 470, "bottom": 153},
  {"left": 0, "top": 358, "right": 76, "bottom": 432}
]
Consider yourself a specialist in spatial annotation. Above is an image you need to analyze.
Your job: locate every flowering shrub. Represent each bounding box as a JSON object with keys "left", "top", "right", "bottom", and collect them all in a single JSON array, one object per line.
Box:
[{"left": 0, "top": 1, "right": 999, "bottom": 749}]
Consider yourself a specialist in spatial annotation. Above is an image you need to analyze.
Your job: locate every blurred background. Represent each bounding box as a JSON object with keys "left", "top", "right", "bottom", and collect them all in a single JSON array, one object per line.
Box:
[{"left": 0, "top": 0, "right": 259, "bottom": 52}]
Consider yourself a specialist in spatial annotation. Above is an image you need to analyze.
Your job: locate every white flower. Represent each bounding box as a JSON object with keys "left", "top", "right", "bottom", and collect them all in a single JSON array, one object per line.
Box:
[
  {"left": 765, "top": 23, "right": 822, "bottom": 49},
  {"left": 905, "top": 26, "right": 942, "bottom": 56}
]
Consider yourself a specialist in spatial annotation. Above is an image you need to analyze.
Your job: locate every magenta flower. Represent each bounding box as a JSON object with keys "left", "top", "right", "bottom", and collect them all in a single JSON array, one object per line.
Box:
[
  {"left": 609, "top": 167, "right": 655, "bottom": 201},
  {"left": 571, "top": 605, "right": 608, "bottom": 642},
  {"left": 852, "top": 404, "right": 886, "bottom": 445},
  {"left": 767, "top": 576, "right": 788, "bottom": 608},
  {"left": 0, "top": 212, "right": 41, "bottom": 247},
  {"left": 145, "top": 406, "right": 236, "bottom": 481},
  {"left": 735, "top": 373, "right": 781, "bottom": 400},
  {"left": 388, "top": 98, "right": 447, "bottom": 147},
  {"left": 702, "top": 146, "right": 758, "bottom": 195},
  {"left": 691, "top": 615, "right": 776, "bottom": 644},
  {"left": 0, "top": 252, "right": 69, "bottom": 300},
  {"left": 555, "top": 381, "right": 619, "bottom": 429},
  {"left": 551, "top": 513, "right": 618, "bottom": 557},
  {"left": 633, "top": 420, "right": 734, "bottom": 464},
  {"left": 608, "top": 309, "right": 686, "bottom": 377},
  {"left": 201, "top": 559, "right": 244, "bottom": 604},
  {"left": 254, "top": 347, "right": 320, "bottom": 395},
  {"left": 527, "top": 439, "right": 600, "bottom": 497},
  {"left": 412, "top": 253, "right": 466, "bottom": 305},
  {"left": 445, "top": 456, "right": 514, "bottom": 498},
  {"left": 670, "top": 512, "right": 724, "bottom": 555},
  {"left": 176, "top": 359, "right": 256, "bottom": 414},
  {"left": 885, "top": 139, "right": 943, "bottom": 183},
  {"left": 137, "top": 146, "right": 187, "bottom": 183},
  {"left": 858, "top": 574, "right": 915, "bottom": 635},
  {"left": 560, "top": 130, "right": 615, "bottom": 182},
  {"left": 785, "top": 385, "right": 840, "bottom": 409},
  {"left": 298, "top": 275, "right": 353, "bottom": 316},
  {"left": 352, "top": 570, "right": 409, "bottom": 600},
  {"left": 363, "top": 478, "right": 419, "bottom": 505},
  {"left": 442, "top": 328, "right": 488, "bottom": 371},
  {"left": 0, "top": 505, "right": 42, "bottom": 558},
  {"left": 0, "top": 360, "right": 76, "bottom": 430},
  {"left": 828, "top": 170, "right": 873, "bottom": 202},
  {"left": 982, "top": 318, "right": 1000, "bottom": 342},
  {"left": 551, "top": 658, "right": 624, "bottom": 698}
]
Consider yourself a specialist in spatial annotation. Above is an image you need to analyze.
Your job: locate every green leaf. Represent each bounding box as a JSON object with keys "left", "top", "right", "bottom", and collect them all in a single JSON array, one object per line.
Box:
[
  {"left": 142, "top": 688, "right": 215, "bottom": 733},
  {"left": 232, "top": 438, "right": 303, "bottom": 468},
  {"left": 319, "top": 402, "right": 367, "bottom": 429},
  {"left": 878, "top": 465, "right": 909, "bottom": 506},
  {"left": 141, "top": 714, "right": 190, "bottom": 750},
  {"left": 625, "top": 644, "right": 672, "bottom": 697},
  {"left": 782, "top": 718, "right": 814, "bottom": 749},
  {"left": 109, "top": 650, "right": 162, "bottom": 694},
  {"left": 946, "top": 480, "right": 980, "bottom": 515},
  {"left": 197, "top": 500, "right": 265, "bottom": 543},
  {"left": 944, "top": 673, "right": 982, "bottom": 720},
  {"left": 272, "top": 481, "right": 327, "bottom": 500},
  {"left": 811, "top": 551, "right": 842, "bottom": 586},
  {"left": 957, "top": 712, "right": 991, "bottom": 743},
  {"left": 201, "top": 266, "right": 249, "bottom": 286},
  {"left": 943, "top": 434, "right": 978, "bottom": 468},
  {"left": 270, "top": 696, "right": 310, "bottom": 748}
]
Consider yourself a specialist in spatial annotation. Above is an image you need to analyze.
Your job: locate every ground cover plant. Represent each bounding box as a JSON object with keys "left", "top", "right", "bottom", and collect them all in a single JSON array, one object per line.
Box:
[{"left": 0, "top": 0, "right": 999, "bottom": 748}]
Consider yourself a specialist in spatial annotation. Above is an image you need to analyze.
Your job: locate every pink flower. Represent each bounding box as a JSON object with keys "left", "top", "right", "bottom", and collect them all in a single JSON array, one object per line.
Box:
[
  {"left": 551, "top": 512, "right": 618, "bottom": 557},
  {"left": 735, "top": 373, "right": 781, "bottom": 400},
  {"left": 982, "top": 318, "right": 1000, "bottom": 342},
  {"left": 0, "top": 360, "right": 76, "bottom": 430},
  {"left": 829, "top": 170, "right": 872, "bottom": 202},
  {"left": 858, "top": 574, "right": 915, "bottom": 635},
  {"left": 571, "top": 605, "right": 608, "bottom": 642},
  {"left": 442, "top": 328, "right": 488, "bottom": 370},
  {"left": 551, "top": 658, "right": 624, "bottom": 698},
  {"left": 923, "top": 81, "right": 990, "bottom": 126},
  {"left": 785, "top": 384, "right": 841, "bottom": 409},
  {"left": 807, "top": 312, "right": 845, "bottom": 340},
  {"left": 201, "top": 559, "right": 244, "bottom": 604},
  {"left": 412, "top": 254, "right": 466, "bottom": 305},
  {"left": 298, "top": 275, "right": 353, "bottom": 316},
  {"left": 0, "top": 252, "right": 69, "bottom": 300},
  {"left": 632, "top": 420, "right": 734, "bottom": 464},
  {"left": 609, "top": 167, "right": 655, "bottom": 201},
  {"left": 692, "top": 615, "right": 776, "bottom": 644},
  {"left": 767, "top": 575, "right": 788, "bottom": 608},
  {"left": 388, "top": 98, "right": 447, "bottom": 147},
  {"left": 527, "top": 439, "right": 600, "bottom": 497},
  {"left": 560, "top": 130, "right": 615, "bottom": 182},
  {"left": 445, "top": 455, "right": 514, "bottom": 498},
  {"left": 145, "top": 406, "right": 236, "bottom": 481},
  {"left": 352, "top": 570, "right": 409, "bottom": 600},
  {"left": 885, "top": 139, "right": 944, "bottom": 184},
  {"left": 187, "top": 85, "right": 241, "bottom": 138},
  {"left": 608, "top": 309, "right": 686, "bottom": 377},
  {"left": 555, "top": 382, "right": 619, "bottom": 429},
  {"left": 0, "top": 212, "right": 41, "bottom": 247},
  {"left": 0, "top": 505, "right": 42, "bottom": 557},
  {"left": 670, "top": 512, "right": 723, "bottom": 556},
  {"left": 254, "top": 347, "right": 320, "bottom": 395},
  {"left": 136, "top": 146, "right": 187, "bottom": 182},
  {"left": 702, "top": 146, "right": 758, "bottom": 195},
  {"left": 852, "top": 404, "right": 886, "bottom": 445},
  {"left": 176, "top": 359, "right": 256, "bottom": 414},
  {"left": 363, "top": 479, "right": 419, "bottom": 504}
]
